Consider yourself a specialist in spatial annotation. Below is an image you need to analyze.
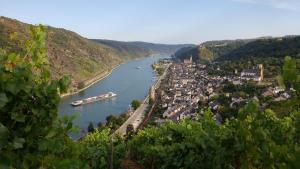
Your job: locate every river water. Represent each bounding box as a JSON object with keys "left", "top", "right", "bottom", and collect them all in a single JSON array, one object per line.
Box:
[{"left": 58, "top": 55, "right": 168, "bottom": 138}]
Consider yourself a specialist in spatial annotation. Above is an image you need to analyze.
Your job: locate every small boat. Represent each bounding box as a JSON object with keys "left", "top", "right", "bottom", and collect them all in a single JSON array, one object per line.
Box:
[
  {"left": 70, "top": 92, "right": 117, "bottom": 106},
  {"left": 71, "top": 100, "right": 83, "bottom": 106},
  {"left": 136, "top": 66, "right": 142, "bottom": 69}
]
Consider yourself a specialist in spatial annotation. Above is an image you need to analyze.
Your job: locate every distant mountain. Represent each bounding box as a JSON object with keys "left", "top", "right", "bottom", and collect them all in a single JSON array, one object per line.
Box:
[
  {"left": 92, "top": 39, "right": 193, "bottom": 56},
  {"left": 174, "top": 36, "right": 300, "bottom": 62},
  {"left": 0, "top": 16, "right": 192, "bottom": 89}
]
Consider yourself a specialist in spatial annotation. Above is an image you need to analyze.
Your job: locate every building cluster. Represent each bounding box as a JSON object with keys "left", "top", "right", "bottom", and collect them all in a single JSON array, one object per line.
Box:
[
  {"left": 154, "top": 60, "right": 294, "bottom": 125},
  {"left": 262, "top": 86, "right": 292, "bottom": 102},
  {"left": 158, "top": 61, "right": 225, "bottom": 122}
]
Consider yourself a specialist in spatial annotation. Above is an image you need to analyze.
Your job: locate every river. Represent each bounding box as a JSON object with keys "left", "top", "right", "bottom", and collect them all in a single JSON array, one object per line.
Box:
[{"left": 58, "top": 55, "right": 168, "bottom": 139}]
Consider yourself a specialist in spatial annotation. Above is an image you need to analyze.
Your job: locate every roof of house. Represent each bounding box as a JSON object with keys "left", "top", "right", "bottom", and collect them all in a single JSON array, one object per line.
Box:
[{"left": 241, "top": 69, "right": 259, "bottom": 74}]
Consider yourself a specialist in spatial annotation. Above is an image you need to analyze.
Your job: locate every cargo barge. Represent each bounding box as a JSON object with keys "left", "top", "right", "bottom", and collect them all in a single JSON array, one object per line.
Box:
[{"left": 70, "top": 92, "right": 117, "bottom": 106}]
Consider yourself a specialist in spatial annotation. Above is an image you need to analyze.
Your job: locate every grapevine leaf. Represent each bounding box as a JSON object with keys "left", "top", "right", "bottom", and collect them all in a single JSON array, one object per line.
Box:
[
  {"left": 0, "top": 93, "right": 8, "bottom": 108},
  {"left": 0, "top": 123, "right": 9, "bottom": 149},
  {"left": 12, "top": 137, "right": 25, "bottom": 149},
  {"left": 45, "top": 129, "right": 57, "bottom": 139},
  {"left": 11, "top": 112, "right": 25, "bottom": 122}
]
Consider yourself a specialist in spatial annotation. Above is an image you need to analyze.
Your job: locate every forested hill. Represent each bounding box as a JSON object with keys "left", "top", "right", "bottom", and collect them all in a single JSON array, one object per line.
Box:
[
  {"left": 0, "top": 16, "right": 192, "bottom": 88},
  {"left": 174, "top": 36, "right": 300, "bottom": 62},
  {"left": 92, "top": 39, "right": 193, "bottom": 55},
  {"left": 218, "top": 36, "right": 300, "bottom": 61},
  {"left": 0, "top": 16, "right": 124, "bottom": 87}
]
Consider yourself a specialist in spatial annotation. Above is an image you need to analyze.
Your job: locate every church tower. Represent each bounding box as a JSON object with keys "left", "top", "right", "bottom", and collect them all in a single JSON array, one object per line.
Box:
[{"left": 258, "top": 64, "right": 264, "bottom": 81}]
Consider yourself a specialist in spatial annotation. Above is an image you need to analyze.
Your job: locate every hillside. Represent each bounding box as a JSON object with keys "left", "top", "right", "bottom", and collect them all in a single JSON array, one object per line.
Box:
[
  {"left": 92, "top": 39, "right": 193, "bottom": 55},
  {"left": 0, "top": 16, "right": 127, "bottom": 89},
  {"left": 0, "top": 16, "right": 191, "bottom": 92},
  {"left": 174, "top": 39, "right": 253, "bottom": 61},
  {"left": 174, "top": 36, "right": 300, "bottom": 62},
  {"left": 91, "top": 39, "right": 151, "bottom": 59},
  {"left": 218, "top": 36, "right": 300, "bottom": 61}
]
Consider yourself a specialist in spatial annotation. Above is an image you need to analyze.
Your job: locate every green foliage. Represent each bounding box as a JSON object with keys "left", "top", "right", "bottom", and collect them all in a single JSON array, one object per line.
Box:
[
  {"left": 77, "top": 81, "right": 85, "bottom": 90},
  {"left": 88, "top": 122, "right": 95, "bottom": 133},
  {"left": 175, "top": 36, "right": 300, "bottom": 63},
  {"left": 102, "top": 113, "right": 129, "bottom": 132},
  {"left": 131, "top": 100, "right": 141, "bottom": 110},
  {"left": 174, "top": 39, "right": 251, "bottom": 62},
  {"left": 0, "top": 25, "right": 87, "bottom": 169},
  {"left": 128, "top": 102, "right": 300, "bottom": 169},
  {"left": 279, "top": 56, "right": 300, "bottom": 90},
  {"left": 126, "top": 124, "right": 135, "bottom": 139},
  {"left": 277, "top": 56, "right": 300, "bottom": 98},
  {"left": 156, "top": 67, "right": 165, "bottom": 76},
  {"left": 199, "top": 46, "right": 214, "bottom": 61},
  {"left": 219, "top": 37, "right": 300, "bottom": 61},
  {"left": 81, "top": 129, "right": 125, "bottom": 169},
  {"left": 222, "top": 82, "right": 263, "bottom": 98}
]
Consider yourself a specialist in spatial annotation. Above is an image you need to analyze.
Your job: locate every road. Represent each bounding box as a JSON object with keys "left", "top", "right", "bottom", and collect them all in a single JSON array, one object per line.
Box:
[
  {"left": 114, "top": 64, "right": 170, "bottom": 136},
  {"left": 114, "top": 96, "right": 149, "bottom": 136}
]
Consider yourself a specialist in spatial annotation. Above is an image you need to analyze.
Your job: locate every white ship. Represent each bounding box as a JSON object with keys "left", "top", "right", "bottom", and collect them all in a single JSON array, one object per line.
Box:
[{"left": 71, "top": 92, "right": 117, "bottom": 106}]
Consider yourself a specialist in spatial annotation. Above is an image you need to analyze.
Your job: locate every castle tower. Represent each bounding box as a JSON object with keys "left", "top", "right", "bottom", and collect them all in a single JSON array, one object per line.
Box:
[{"left": 234, "top": 69, "right": 238, "bottom": 75}]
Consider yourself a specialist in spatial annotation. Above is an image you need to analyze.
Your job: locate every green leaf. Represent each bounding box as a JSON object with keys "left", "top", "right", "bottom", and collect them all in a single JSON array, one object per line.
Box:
[
  {"left": 12, "top": 137, "right": 25, "bottom": 149},
  {"left": 8, "top": 53, "right": 19, "bottom": 63},
  {"left": 0, "top": 154, "right": 11, "bottom": 169},
  {"left": 59, "top": 76, "right": 71, "bottom": 93},
  {"left": 11, "top": 112, "right": 25, "bottom": 122},
  {"left": 38, "top": 140, "right": 49, "bottom": 151},
  {"left": 0, "top": 123, "right": 9, "bottom": 149},
  {"left": 6, "top": 82, "right": 19, "bottom": 94},
  {"left": 0, "top": 93, "right": 8, "bottom": 108},
  {"left": 45, "top": 130, "right": 57, "bottom": 139}
]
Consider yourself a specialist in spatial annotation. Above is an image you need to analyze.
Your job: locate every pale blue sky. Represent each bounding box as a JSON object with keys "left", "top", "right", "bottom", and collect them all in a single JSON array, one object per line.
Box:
[{"left": 1, "top": 0, "right": 300, "bottom": 44}]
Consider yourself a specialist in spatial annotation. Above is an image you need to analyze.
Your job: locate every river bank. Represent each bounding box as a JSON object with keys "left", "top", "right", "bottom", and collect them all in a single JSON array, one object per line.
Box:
[
  {"left": 60, "top": 56, "right": 153, "bottom": 98},
  {"left": 60, "top": 63, "right": 121, "bottom": 98}
]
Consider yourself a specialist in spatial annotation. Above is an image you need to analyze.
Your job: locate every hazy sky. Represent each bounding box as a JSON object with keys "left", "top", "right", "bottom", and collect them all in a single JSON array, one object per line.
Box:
[{"left": 1, "top": 0, "right": 300, "bottom": 44}]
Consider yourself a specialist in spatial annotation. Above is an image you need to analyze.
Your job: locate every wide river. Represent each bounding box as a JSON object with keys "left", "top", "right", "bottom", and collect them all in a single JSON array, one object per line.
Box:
[{"left": 58, "top": 55, "right": 168, "bottom": 139}]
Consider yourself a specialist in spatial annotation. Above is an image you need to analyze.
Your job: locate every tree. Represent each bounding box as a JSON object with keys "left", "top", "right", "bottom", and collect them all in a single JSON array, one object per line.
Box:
[
  {"left": 81, "top": 129, "right": 126, "bottom": 169},
  {"left": 88, "top": 122, "right": 95, "bottom": 133},
  {"left": 77, "top": 81, "right": 85, "bottom": 90},
  {"left": 106, "top": 115, "right": 117, "bottom": 125},
  {"left": 149, "top": 98, "right": 154, "bottom": 105},
  {"left": 278, "top": 56, "right": 300, "bottom": 99},
  {"left": 126, "top": 124, "right": 135, "bottom": 140},
  {"left": 282, "top": 56, "right": 298, "bottom": 89},
  {"left": 131, "top": 100, "right": 141, "bottom": 110},
  {"left": 97, "top": 121, "right": 103, "bottom": 128}
]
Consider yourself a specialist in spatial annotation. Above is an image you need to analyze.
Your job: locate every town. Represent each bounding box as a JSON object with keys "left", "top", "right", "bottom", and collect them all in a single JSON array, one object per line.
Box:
[{"left": 149, "top": 56, "right": 295, "bottom": 125}]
